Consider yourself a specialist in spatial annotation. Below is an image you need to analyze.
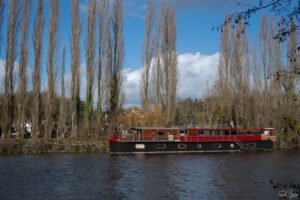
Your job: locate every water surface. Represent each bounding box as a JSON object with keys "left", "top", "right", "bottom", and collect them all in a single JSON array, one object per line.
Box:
[{"left": 0, "top": 151, "right": 299, "bottom": 200}]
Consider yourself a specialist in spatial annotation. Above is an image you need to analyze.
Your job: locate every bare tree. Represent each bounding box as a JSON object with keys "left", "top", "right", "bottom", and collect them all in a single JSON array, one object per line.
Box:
[
  {"left": 85, "top": 0, "right": 97, "bottom": 136},
  {"left": 159, "top": 3, "right": 177, "bottom": 126},
  {"left": 70, "top": 0, "right": 81, "bottom": 138},
  {"left": 152, "top": 44, "right": 162, "bottom": 107},
  {"left": 32, "top": 0, "right": 44, "bottom": 138},
  {"left": 283, "top": 25, "right": 298, "bottom": 114},
  {"left": 59, "top": 46, "right": 66, "bottom": 138},
  {"left": 105, "top": 22, "right": 113, "bottom": 115},
  {"left": 109, "top": 0, "right": 124, "bottom": 131},
  {"left": 0, "top": 0, "right": 5, "bottom": 135},
  {"left": 0, "top": 0, "right": 4, "bottom": 54},
  {"left": 96, "top": 0, "right": 109, "bottom": 134},
  {"left": 18, "top": 0, "right": 32, "bottom": 138},
  {"left": 141, "top": 0, "right": 155, "bottom": 111},
  {"left": 267, "top": 17, "right": 283, "bottom": 128},
  {"left": 216, "top": 19, "right": 234, "bottom": 127},
  {"left": 216, "top": 1, "right": 299, "bottom": 42},
  {"left": 231, "top": 20, "right": 250, "bottom": 128},
  {"left": 45, "top": 0, "right": 59, "bottom": 138},
  {"left": 3, "top": 0, "right": 20, "bottom": 138},
  {"left": 259, "top": 14, "right": 268, "bottom": 93}
]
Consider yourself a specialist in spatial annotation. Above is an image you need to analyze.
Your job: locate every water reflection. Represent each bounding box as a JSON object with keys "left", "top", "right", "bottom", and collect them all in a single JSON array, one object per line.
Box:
[{"left": 0, "top": 151, "right": 299, "bottom": 199}]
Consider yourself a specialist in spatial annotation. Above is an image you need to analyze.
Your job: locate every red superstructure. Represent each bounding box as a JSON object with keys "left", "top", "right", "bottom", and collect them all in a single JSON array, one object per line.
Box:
[
  {"left": 181, "top": 128, "right": 276, "bottom": 142},
  {"left": 109, "top": 127, "right": 276, "bottom": 154},
  {"left": 111, "top": 127, "right": 276, "bottom": 142}
]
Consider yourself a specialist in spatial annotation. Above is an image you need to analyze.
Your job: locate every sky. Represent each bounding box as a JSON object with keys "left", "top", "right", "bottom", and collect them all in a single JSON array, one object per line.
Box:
[
  {"left": 0, "top": 0, "right": 270, "bottom": 107},
  {"left": 119, "top": 0, "right": 263, "bottom": 106}
]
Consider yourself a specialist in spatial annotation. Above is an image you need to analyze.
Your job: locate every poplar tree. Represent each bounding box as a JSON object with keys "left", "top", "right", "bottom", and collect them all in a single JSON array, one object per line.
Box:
[
  {"left": 4, "top": 0, "right": 20, "bottom": 138},
  {"left": 70, "top": 0, "right": 81, "bottom": 138},
  {"left": 18, "top": 0, "right": 32, "bottom": 137},
  {"left": 32, "top": 0, "right": 44, "bottom": 138},
  {"left": 59, "top": 46, "right": 66, "bottom": 138},
  {"left": 141, "top": 0, "right": 155, "bottom": 111},
  {"left": 0, "top": 0, "right": 5, "bottom": 137},
  {"left": 45, "top": 0, "right": 59, "bottom": 138},
  {"left": 85, "top": 0, "right": 97, "bottom": 136},
  {"left": 109, "top": 0, "right": 124, "bottom": 131},
  {"left": 97, "top": 0, "right": 109, "bottom": 135}
]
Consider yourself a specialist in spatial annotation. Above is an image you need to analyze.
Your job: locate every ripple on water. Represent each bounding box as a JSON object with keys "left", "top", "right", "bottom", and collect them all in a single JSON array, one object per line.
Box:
[{"left": 0, "top": 151, "right": 300, "bottom": 199}]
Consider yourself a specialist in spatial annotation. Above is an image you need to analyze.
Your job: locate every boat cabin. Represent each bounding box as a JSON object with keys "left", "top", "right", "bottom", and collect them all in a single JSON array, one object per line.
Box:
[
  {"left": 123, "top": 127, "right": 181, "bottom": 141},
  {"left": 187, "top": 128, "right": 275, "bottom": 137},
  {"left": 117, "top": 127, "right": 276, "bottom": 142}
]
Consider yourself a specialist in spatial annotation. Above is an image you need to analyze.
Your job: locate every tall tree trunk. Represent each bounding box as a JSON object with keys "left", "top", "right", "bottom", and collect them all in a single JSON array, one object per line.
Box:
[
  {"left": 97, "top": 0, "right": 109, "bottom": 136},
  {"left": 45, "top": 0, "right": 59, "bottom": 138},
  {"left": 217, "top": 19, "right": 233, "bottom": 127},
  {"left": 4, "top": 0, "right": 20, "bottom": 138},
  {"left": 231, "top": 20, "right": 250, "bottom": 128},
  {"left": 85, "top": 0, "right": 97, "bottom": 137},
  {"left": 159, "top": 3, "right": 177, "bottom": 126},
  {"left": 70, "top": 0, "right": 81, "bottom": 138},
  {"left": 104, "top": 22, "right": 113, "bottom": 133},
  {"left": 0, "top": 0, "right": 5, "bottom": 138},
  {"left": 109, "top": 0, "right": 124, "bottom": 132},
  {"left": 59, "top": 46, "right": 66, "bottom": 138},
  {"left": 18, "top": 0, "right": 32, "bottom": 138},
  {"left": 141, "top": 0, "right": 155, "bottom": 111},
  {"left": 32, "top": 0, "right": 44, "bottom": 138}
]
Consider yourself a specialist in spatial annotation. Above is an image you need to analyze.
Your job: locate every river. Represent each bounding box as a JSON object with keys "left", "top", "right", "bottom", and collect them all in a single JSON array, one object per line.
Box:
[{"left": 0, "top": 151, "right": 299, "bottom": 200}]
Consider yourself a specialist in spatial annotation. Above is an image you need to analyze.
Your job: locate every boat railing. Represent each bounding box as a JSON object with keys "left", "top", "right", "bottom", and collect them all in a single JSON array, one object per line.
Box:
[
  {"left": 182, "top": 135, "right": 238, "bottom": 142},
  {"left": 118, "top": 133, "right": 260, "bottom": 143}
]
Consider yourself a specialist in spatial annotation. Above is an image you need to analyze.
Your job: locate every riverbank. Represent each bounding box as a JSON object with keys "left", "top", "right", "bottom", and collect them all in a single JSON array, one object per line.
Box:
[{"left": 0, "top": 138, "right": 109, "bottom": 155}]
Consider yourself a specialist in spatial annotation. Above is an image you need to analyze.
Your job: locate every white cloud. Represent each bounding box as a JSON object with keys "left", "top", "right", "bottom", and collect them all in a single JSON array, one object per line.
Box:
[
  {"left": 0, "top": 52, "right": 220, "bottom": 107},
  {"left": 122, "top": 51, "right": 219, "bottom": 107},
  {"left": 177, "top": 52, "right": 219, "bottom": 99},
  {"left": 79, "top": 3, "right": 88, "bottom": 14},
  {"left": 0, "top": 59, "right": 32, "bottom": 94},
  {"left": 122, "top": 68, "right": 141, "bottom": 107}
]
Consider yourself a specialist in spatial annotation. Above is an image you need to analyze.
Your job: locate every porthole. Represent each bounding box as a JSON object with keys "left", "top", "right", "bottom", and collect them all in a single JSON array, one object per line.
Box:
[
  {"left": 156, "top": 143, "right": 166, "bottom": 150},
  {"left": 213, "top": 143, "right": 222, "bottom": 149},
  {"left": 230, "top": 143, "right": 235, "bottom": 148},
  {"left": 135, "top": 144, "right": 145, "bottom": 149},
  {"left": 177, "top": 143, "right": 187, "bottom": 149},
  {"left": 197, "top": 144, "right": 202, "bottom": 149},
  {"left": 248, "top": 143, "right": 256, "bottom": 148}
]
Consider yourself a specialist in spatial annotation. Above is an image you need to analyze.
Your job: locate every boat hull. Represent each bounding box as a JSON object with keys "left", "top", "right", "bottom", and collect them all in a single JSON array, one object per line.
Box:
[{"left": 109, "top": 140, "right": 274, "bottom": 154}]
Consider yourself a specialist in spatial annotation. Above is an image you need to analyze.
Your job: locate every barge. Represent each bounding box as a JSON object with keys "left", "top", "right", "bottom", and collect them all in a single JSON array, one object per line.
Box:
[{"left": 109, "top": 127, "right": 277, "bottom": 154}]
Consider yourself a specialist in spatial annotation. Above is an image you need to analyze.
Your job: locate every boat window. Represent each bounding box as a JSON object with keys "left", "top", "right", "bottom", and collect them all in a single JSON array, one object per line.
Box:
[
  {"left": 157, "top": 131, "right": 164, "bottom": 136},
  {"left": 219, "top": 130, "right": 225, "bottom": 135},
  {"left": 197, "top": 130, "right": 204, "bottom": 135},
  {"left": 211, "top": 130, "right": 219, "bottom": 135},
  {"left": 197, "top": 144, "right": 202, "bottom": 149},
  {"left": 254, "top": 131, "right": 261, "bottom": 135},
  {"left": 224, "top": 130, "right": 230, "bottom": 135},
  {"left": 237, "top": 131, "right": 246, "bottom": 135},
  {"left": 248, "top": 143, "right": 256, "bottom": 148},
  {"left": 213, "top": 143, "right": 222, "bottom": 149},
  {"left": 177, "top": 144, "right": 187, "bottom": 149},
  {"left": 203, "top": 130, "right": 210, "bottom": 135},
  {"left": 231, "top": 130, "right": 237, "bottom": 135},
  {"left": 156, "top": 143, "right": 166, "bottom": 150},
  {"left": 135, "top": 144, "right": 145, "bottom": 149}
]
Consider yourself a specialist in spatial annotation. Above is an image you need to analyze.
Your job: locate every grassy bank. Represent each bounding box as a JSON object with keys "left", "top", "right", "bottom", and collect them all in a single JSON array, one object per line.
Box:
[{"left": 0, "top": 138, "right": 109, "bottom": 155}]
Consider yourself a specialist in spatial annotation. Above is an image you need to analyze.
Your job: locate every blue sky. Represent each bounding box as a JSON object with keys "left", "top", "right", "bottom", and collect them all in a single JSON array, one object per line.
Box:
[
  {"left": 57, "top": 0, "right": 263, "bottom": 70},
  {"left": 122, "top": 0, "right": 261, "bottom": 69},
  {"left": 0, "top": 0, "right": 275, "bottom": 106}
]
